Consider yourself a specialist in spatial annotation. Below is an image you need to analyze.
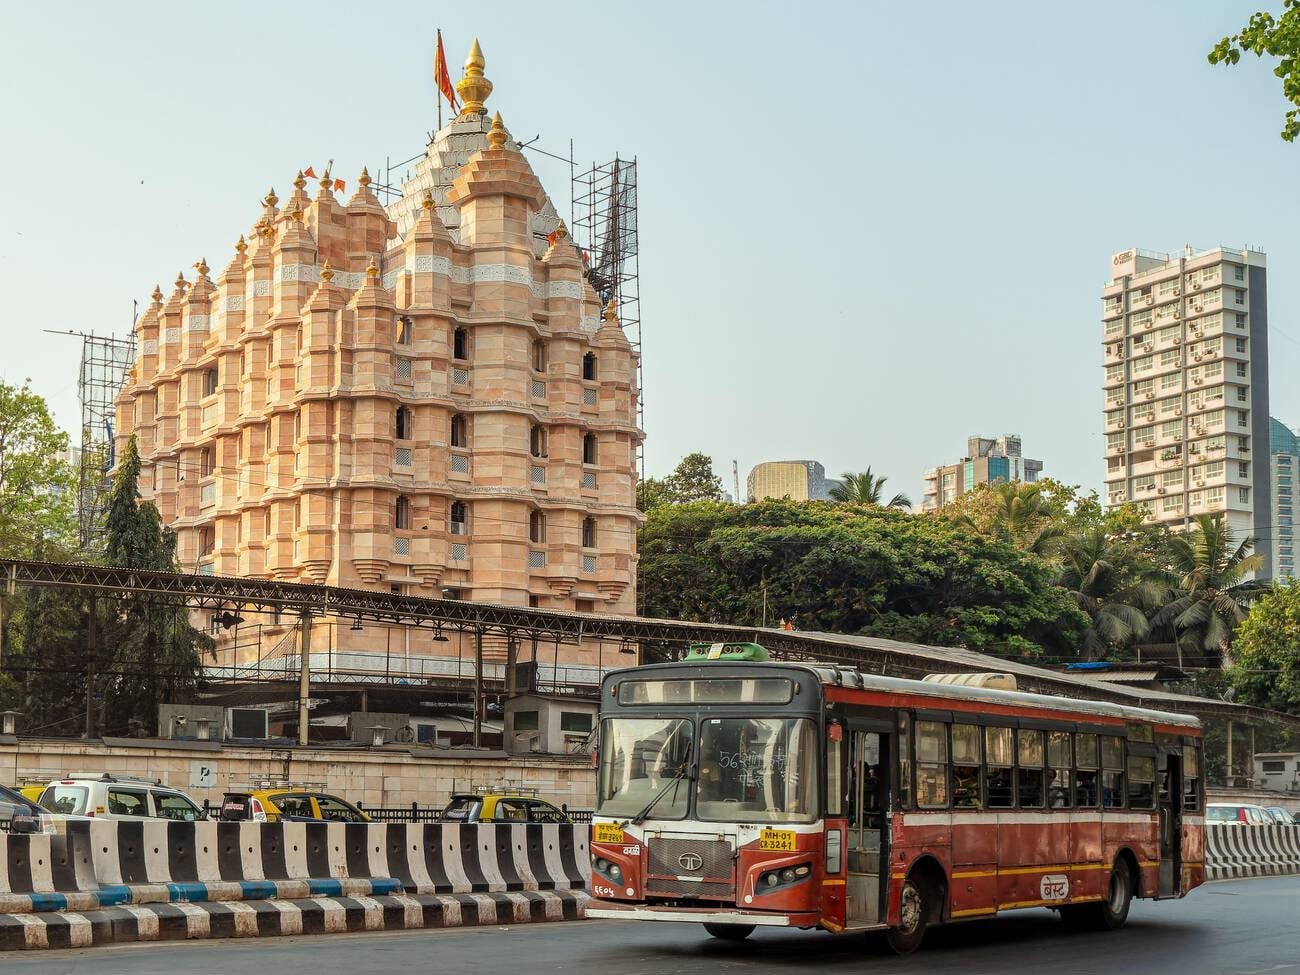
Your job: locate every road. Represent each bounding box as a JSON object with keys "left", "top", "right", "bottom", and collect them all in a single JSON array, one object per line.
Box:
[{"left": 5, "top": 877, "right": 1298, "bottom": 974}]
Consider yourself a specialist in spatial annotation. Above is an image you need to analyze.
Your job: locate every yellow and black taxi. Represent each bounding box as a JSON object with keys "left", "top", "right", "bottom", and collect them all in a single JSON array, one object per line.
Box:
[
  {"left": 218, "top": 789, "right": 370, "bottom": 823},
  {"left": 441, "top": 793, "right": 571, "bottom": 824}
]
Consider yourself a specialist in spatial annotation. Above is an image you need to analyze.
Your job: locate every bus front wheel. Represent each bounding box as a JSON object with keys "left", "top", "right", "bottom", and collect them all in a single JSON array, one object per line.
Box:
[
  {"left": 885, "top": 877, "right": 932, "bottom": 955},
  {"left": 703, "top": 923, "right": 755, "bottom": 941}
]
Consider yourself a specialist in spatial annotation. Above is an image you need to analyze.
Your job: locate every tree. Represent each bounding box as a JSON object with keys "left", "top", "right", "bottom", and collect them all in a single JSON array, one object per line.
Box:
[
  {"left": 1150, "top": 514, "right": 1265, "bottom": 666},
  {"left": 0, "top": 380, "right": 78, "bottom": 557},
  {"left": 1057, "top": 529, "right": 1162, "bottom": 660},
  {"left": 948, "top": 481, "right": 1065, "bottom": 557},
  {"left": 638, "top": 453, "right": 726, "bottom": 512},
  {"left": 638, "top": 499, "right": 1085, "bottom": 659},
  {"left": 1209, "top": 3, "right": 1300, "bottom": 142},
  {"left": 1224, "top": 581, "right": 1300, "bottom": 714},
  {"left": 98, "top": 436, "right": 213, "bottom": 734},
  {"left": 829, "top": 468, "right": 911, "bottom": 509}
]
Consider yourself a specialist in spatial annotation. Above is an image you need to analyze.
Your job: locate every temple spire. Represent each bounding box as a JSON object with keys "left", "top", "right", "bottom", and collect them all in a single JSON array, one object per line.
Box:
[{"left": 455, "top": 38, "right": 493, "bottom": 116}]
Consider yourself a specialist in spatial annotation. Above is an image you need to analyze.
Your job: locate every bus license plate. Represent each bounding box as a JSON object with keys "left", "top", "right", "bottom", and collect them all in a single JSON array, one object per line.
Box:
[
  {"left": 594, "top": 823, "right": 625, "bottom": 844},
  {"left": 759, "top": 829, "right": 796, "bottom": 851}
]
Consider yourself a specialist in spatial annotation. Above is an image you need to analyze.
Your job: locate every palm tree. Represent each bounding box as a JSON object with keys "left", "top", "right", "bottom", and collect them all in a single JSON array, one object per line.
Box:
[
  {"left": 830, "top": 468, "right": 911, "bottom": 509},
  {"left": 1058, "top": 529, "right": 1162, "bottom": 660},
  {"left": 1150, "top": 514, "right": 1265, "bottom": 667},
  {"left": 988, "top": 482, "right": 1066, "bottom": 556}
]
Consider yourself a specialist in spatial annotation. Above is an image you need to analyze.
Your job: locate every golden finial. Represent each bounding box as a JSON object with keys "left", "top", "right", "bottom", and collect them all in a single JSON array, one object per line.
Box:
[
  {"left": 603, "top": 297, "right": 619, "bottom": 324},
  {"left": 421, "top": 189, "right": 435, "bottom": 210},
  {"left": 359, "top": 167, "right": 372, "bottom": 188},
  {"left": 320, "top": 172, "right": 332, "bottom": 191},
  {"left": 264, "top": 187, "right": 278, "bottom": 207},
  {"left": 365, "top": 255, "right": 380, "bottom": 280},
  {"left": 294, "top": 170, "right": 307, "bottom": 190},
  {"left": 235, "top": 234, "right": 247, "bottom": 254},
  {"left": 455, "top": 38, "right": 493, "bottom": 115},
  {"left": 175, "top": 271, "right": 188, "bottom": 290},
  {"left": 486, "top": 111, "right": 507, "bottom": 150},
  {"left": 194, "top": 257, "right": 209, "bottom": 277},
  {"left": 289, "top": 201, "right": 305, "bottom": 224},
  {"left": 553, "top": 219, "right": 569, "bottom": 240},
  {"left": 320, "top": 260, "right": 334, "bottom": 284},
  {"left": 151, "top": 285, "right": 164, "bottom": 304}
]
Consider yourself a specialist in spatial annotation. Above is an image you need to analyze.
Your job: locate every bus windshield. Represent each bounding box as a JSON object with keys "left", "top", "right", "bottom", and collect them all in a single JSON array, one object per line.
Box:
[
  {"left": 597, "top": 717, "right": 694, "bottom": 819},
  {"left": 697, "top": 717, "right": 818, "bottom": 824}
]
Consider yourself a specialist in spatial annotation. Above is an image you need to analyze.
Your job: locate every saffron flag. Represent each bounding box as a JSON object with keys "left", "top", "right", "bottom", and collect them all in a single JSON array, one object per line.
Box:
[
  {"left": 333, "top": 178, "right": 347, "bottom": 193},
  {"left": 304, "top": 166, "right": 317, "bottom": 178},
  {"left": 434, "top": 29, "right": 459, "bottom": 113}
]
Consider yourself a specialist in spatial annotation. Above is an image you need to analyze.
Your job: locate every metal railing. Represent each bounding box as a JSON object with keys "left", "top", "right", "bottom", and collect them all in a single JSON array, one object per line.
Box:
[{"left": 356, "top": 802, "right": 593, "bottom": 824}]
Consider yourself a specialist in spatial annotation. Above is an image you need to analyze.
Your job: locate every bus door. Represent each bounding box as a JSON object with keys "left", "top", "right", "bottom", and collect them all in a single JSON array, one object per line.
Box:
[
  {"left": 845, "top": 725, "right": 890, "bottom": 925},
  {"left": 1157, "top": 749, "right": 1182, "bottom": 897}
]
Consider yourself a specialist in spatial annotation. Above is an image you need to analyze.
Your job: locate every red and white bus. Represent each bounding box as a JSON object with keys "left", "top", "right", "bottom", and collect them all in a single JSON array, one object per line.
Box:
[{"left": 586, "top": 643, "right": 1204, "bottom": 953}]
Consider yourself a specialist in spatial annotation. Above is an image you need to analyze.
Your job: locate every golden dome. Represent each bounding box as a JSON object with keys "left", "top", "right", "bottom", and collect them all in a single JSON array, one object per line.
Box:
[
  {"left": 486, "top": 111, "right": 508, "bottom": 149},
  {"left": 455, "top": 38, "right": 493, "bottom": 115},
  {"left": 235, "top": 235, "right": 247, "bottom": 254},
  {"left": 264, "top": 188, "right": 278, "bottom": 207}
]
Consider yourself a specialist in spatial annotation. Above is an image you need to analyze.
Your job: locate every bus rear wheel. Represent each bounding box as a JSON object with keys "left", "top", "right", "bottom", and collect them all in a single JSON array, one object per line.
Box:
[
  {"left": 703, "top": 923, "right": 755, "bottom": 941},
  {"left": 1062, "top": 859, "right": 1134, "bottom": 932},
  {"left": 885, "top": 877, "right": 932, "bottom": 955}
]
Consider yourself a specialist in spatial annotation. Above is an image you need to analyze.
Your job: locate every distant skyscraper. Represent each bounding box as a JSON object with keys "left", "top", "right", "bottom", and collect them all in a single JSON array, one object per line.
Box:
[
  {"left": 747, "top": 461, "right": 836, "bottom": 502},
  {"left": 1269, "top": 417, "right": 1298, "bottom": 580},
  {"left": 921, "top": 435, "right": 1043, "bottom": 512},
  {"left": 1101, "top": 246, "right": 1270, "bottom": 578}
]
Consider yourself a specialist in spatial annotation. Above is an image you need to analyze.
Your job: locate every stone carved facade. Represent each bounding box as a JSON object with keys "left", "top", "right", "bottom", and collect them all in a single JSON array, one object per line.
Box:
[{"left": 113, "top": 45, "right": 642, "bottom": 681}]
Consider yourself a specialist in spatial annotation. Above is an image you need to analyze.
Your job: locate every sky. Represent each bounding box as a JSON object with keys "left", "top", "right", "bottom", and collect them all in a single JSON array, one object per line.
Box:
[{"left": 2, "top": 1, "right": 1298, "bottom": 504}]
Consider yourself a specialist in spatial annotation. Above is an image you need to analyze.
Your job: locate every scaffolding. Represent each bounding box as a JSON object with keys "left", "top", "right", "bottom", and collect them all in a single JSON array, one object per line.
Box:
[
  {"left": 75, "top": 332, "right": 135, "bottom": 547},
  {"left": 573, "top": 157, "right": 642, "bottom": 475}
]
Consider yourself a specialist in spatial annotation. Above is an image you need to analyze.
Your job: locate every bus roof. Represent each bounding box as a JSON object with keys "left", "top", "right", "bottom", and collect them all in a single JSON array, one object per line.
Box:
[{"left": 614, "top": 660, "right": 1201, "bottom": 731}]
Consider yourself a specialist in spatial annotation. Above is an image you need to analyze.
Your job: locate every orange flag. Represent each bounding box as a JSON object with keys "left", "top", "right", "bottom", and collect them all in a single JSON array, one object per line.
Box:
[
  {"left": 434, "top": 29, "right": 459, "bottom": 113},
  {"left": 304, "top": 166, "right": 317, "bottom": 179},
  {"left": 333, "top": 178, "right": 347, "bottom": 193}
]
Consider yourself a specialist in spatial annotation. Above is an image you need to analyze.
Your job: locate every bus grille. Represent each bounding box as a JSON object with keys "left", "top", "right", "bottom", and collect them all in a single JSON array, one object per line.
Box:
[{"left": 646, "top": 838, "right": 734, "bottom": 900}]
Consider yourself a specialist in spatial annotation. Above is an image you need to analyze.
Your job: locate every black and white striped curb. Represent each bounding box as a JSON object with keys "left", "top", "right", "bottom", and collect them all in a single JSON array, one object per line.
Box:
[
  {"left": 0, "top": 890, "right": 588, "bottom": 950},
  {"left": 1205, "top": 824, "right": 1300, "bottom": 880}
]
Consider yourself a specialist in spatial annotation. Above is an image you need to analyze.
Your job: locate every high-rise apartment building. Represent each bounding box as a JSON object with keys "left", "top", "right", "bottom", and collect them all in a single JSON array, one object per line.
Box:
[
  {"left": 1269, "top": 417, "right": 1298, "bottom": 580},
  {"left": 112, "top": 43, "right": 642, "bottom": 681},
  {"left": 920, "top": 435, "right": 1043, "bottom": 512},
  {"left": 747, "top": 461, "right": 837, "bottom": 502},
  {"left": 1101, "top": 246, "right": 1270, "bottom": 577}
]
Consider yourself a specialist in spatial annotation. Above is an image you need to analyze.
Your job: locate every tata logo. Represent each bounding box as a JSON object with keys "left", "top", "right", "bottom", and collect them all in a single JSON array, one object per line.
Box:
[{"left": 677, "top": 852, "right": 703, "bottom": 872}]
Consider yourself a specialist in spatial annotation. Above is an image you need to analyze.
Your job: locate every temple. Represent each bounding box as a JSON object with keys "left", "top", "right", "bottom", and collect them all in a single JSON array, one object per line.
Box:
[{"left": 113, "top": 41, "right": 643, "bottom": 714}]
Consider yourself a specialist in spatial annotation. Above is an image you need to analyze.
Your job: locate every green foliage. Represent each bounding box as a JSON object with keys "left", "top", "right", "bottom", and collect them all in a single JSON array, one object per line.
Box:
[
  {"left": 0, "top": 380, "right": 78, "bottom": 557},
  {"left": 1209, "top": 3, "right": 1300, "bottom": 142},
  {"left": 1057, "top": 529, "right": 1163, "bottom": 660},
  {"left": 638, "top": 453, "right": 726, "bottom": 512},
  {"left": 638, "top": 499, "right": 1086, "bottom": 658},
  {"left": 1224, "top": 581, "right": 1300, "bottom": 712},
  {"left": 97, "top": 436, "right": 213, "bottom": 735},
  {"left": 829, "top": 468, "right": 910, "bottom": 509}
]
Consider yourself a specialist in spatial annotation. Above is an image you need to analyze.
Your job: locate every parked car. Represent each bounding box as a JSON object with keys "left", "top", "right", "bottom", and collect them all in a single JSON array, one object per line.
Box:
[
  {"left": 0, "top": 784, "right": 45, "bottom": 833},
  {"left": 218, "top": 789, "right": 370, "bottom": 823},
  {"left": 37, "top": 774, "right": 206, "bottom": 821},
  {"left": 441, "top": 793, "right": 571, "bottom": 824},
  {"left": 18, "top": 785, "right": 46, "bottom": 805},
  {"left": 1264, "top": 806, "right": 1298, "bottom": 826},
  {"left": 1206, "top": 801, "right": 1273, "bottom": 825}
]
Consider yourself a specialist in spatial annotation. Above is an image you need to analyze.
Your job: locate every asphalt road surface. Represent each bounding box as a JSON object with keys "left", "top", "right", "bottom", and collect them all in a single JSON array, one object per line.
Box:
[{"left": 6, "top": 877, "right": 1299, "bottom": 975}]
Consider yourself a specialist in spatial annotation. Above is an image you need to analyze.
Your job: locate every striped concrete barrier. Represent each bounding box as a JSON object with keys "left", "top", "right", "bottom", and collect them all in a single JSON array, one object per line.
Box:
[
  {"left": 0, "top": 821, "right": 589, "bottom": 948},
  {"left": 1206, "top": 823, "right": 1300, "bottom": 880}
]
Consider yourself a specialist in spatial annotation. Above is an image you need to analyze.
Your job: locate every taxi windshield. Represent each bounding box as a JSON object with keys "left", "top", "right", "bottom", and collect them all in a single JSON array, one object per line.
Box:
[
  {"left": 596, "top": 717, "right": 694, "bottom": 819},
  {"left": 696, "top": 717, "right": 818, "bottom": 824}
]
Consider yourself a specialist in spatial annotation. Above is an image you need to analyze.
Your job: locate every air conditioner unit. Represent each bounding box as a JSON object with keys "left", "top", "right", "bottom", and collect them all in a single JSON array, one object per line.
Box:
[
  {"left": 1175, "top": 408, "right": 1183, "bottom": 416},
  {"left": 1174, "top": 435, "right": 1183, "bottom": 442},
  {"left": 227, "top": 707, "right": 270, "bottom": 740},
  {"left": 1144, "top": 321, "right": 1153, "bottom": 330},
  {"left": 1142, "top": 344, "right": 1153, "bottom": 352},
  {"left": 1195, "top": 305, "right": 1204, "bottom": 312},
  {"left": 1189, "top": 444, "right": 1200, "bottom": 453},
  {"left": 1196, "top": 480, "right": 1205, "bottom": 487},
  {"left": 1195, "top": 281, "right": 1202, "bottom": 290},
  {"left": 1146, "top": 294, "right": 1154, "bottom": 304},
  {"left": 1118, "top": 420, "right": 1126, "bottom": 428},
  {"left": 1174, "top": 288, "right": 1181, "bottom": 296},
  {"left": 1195, "top": 354, "right": 1203, "bottom": 361},
  {"left": 1145, "top": 393, "right": 1154, "bottom": 400},
  {"left": 1146, "top": 413, "right": 1155, "bottom": 421},
  {"left": 1174, "top": 309, "right": 1181, "bottom": 319},
  {"left": 1194, "top": 377, "right": 1203, "bottom": 385},
  {"left": 1157, "top": 488, "right": 1166, "bottom": 495}
]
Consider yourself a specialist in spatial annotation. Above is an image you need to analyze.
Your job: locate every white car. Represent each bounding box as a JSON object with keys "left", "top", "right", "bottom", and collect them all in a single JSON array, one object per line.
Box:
[
  {"left": 1206, "top": 801, "right": 1272, "bottom": 825},
  {"left": 38, "top": 774, "right": 206, "bottom": 821}
]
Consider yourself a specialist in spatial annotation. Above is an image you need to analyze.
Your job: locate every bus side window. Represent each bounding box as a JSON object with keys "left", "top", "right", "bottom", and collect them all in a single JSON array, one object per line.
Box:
[
  {"left": 1183, "top": 746, "right": 1201, "bottom": 811},
  {"left": 1101, "top": 735, "right": 1126, "bottom": 808},
  {"left": 984, "top": 727, "right": 1014, "bottom": 808},
  {"left": 1017, "top": 730, "right": 1045, "bottom": 808},
  {"left": 951, "top": 724, "right": 982, "bottom": 809},
  {"left": 897, "top": 713, "right": 912, "bottom": 810},
  {"left": 1128, "top": 755, "right": 1155, "bottom": 809},
  {"left": 826, "top": 725, "right": 844, "bottom": 818},
  {"left": 1047, "top": 731, "right": 1072, "bottom": 809},
  {"left": 1074, "top": 733, "right": 1099, "bottom": 807},
  {"left": 915, "top": 721, "right": 949, "bottom": 809}
]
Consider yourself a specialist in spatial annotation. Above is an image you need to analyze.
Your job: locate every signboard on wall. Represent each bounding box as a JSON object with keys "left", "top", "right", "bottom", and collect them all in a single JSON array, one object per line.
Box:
[
  {"left": 190, "top": 761, "right": 217, "bottom": 789},
  {"left": 1111, "top": 249, "right": 1137, "bottom": 280}
]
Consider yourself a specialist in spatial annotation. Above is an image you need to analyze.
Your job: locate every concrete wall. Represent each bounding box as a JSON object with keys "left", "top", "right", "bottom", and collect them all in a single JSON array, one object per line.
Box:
[{"left": 0, "top": 737, "right": 596, "bottom": 811}]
